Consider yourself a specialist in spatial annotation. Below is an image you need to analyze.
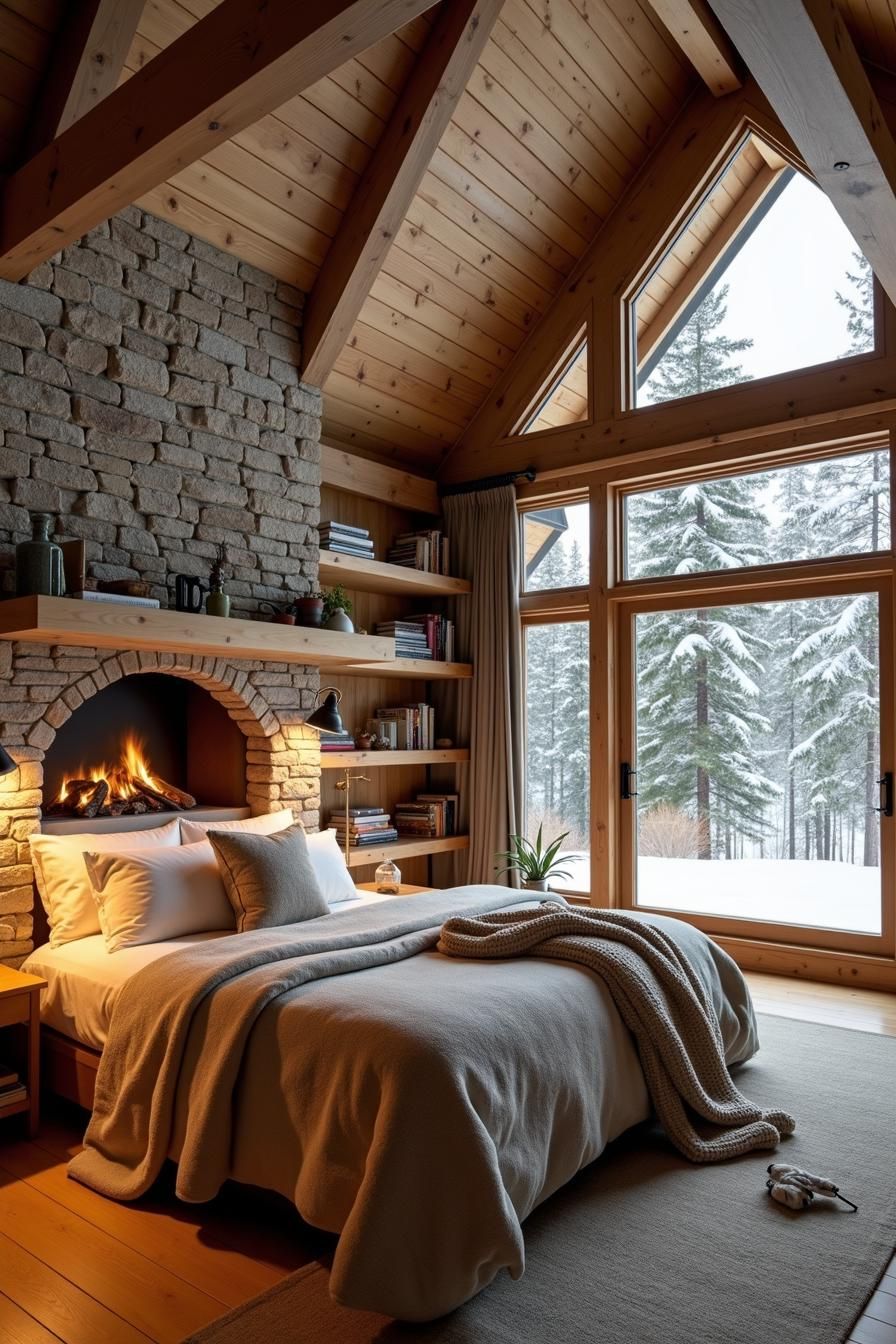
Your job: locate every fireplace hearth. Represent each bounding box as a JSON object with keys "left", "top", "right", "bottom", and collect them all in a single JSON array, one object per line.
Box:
[{"left": 42, "top": 673, "right": 246, "bottom": 820}]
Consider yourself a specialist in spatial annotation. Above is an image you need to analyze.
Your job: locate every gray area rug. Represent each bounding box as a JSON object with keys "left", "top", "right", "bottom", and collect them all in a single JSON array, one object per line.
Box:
[{"left": 184, "top": 1014, "right": 896, "bottom": 1343}]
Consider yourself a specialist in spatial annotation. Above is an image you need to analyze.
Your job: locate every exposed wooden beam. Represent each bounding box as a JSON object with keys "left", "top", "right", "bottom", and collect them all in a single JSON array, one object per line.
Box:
[
  {"left": 24, "top": 0, "right": 145, "bottom": 157},
  {"left": 301, "top": 0, "right": 502, "bottom": 389},
  {"left": 645, "top": 0, "right": 741, "bottom": 96},
  {"left": 706, "top": 0, "right": 896, "bottom": 308},
  {"left": 0, "top": 0, "right": 438, "bottom": 281}
]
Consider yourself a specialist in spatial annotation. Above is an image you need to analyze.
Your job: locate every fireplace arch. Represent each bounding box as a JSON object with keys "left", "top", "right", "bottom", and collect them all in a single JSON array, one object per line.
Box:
[{"left": 0, "top": 644, "right": 321, "bottom": 963}]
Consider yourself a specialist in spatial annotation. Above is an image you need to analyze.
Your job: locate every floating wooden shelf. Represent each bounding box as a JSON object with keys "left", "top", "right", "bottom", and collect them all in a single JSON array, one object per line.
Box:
[
  {"left": 320, "top": 748, "right": 469, "bottom": 769},
  {"left": 340, "top": 658, "right": 473, "bottom": 681},
  {"left": 345, "top": 834, "right": 469, "bottom": 869},
  {"left": 320, "top": 551, "right": 470, "bottom": 598},
  {"left": 0, "top": 595, "right": 395, "bottom": 667}
]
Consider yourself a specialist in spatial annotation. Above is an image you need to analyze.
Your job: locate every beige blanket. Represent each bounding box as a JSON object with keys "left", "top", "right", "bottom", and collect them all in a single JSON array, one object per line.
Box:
[
  {"left": 69, "top": 888, "right": 762, "bottom": 1320},
  {"left": 438, "top": 903, "right": 795, "bottom": 1161}
]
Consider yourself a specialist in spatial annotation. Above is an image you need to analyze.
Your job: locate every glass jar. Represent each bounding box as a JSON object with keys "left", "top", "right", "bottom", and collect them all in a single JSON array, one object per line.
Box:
[{"left": 374, "top": 859, "right": 402, "bottom": 895}]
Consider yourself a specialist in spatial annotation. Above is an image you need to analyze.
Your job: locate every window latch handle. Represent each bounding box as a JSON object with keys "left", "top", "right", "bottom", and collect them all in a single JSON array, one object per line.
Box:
[
  {"left": 620, "top": 762, "right": 638, "bottom": 800},
  {"left": 874, "top": 771, "right": 893, "bottom": 818}
]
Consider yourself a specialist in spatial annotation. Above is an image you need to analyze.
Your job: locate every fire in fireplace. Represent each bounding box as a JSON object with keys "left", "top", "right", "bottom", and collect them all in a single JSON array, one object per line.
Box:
[{"left": 47, "top": 734, "right": 197, "bottom": 820}]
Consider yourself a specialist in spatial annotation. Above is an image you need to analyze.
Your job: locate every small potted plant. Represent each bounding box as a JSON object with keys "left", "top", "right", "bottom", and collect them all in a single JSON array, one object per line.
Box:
[
  {"left": 495, "top": 825, "right": 572, "bottom": 891},
  {"left": 322, "top": 584, "right": 354, "bottom": 633},
  {"left": 293, "top": 592, "right": 325, "bottom": 627}
]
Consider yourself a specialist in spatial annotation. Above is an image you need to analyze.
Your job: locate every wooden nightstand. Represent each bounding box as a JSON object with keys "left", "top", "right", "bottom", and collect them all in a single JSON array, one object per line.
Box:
[
  {"left": 355, "top": 882, "right": 435, "bottom": 896},
  {"left": 0, "top": 967, "right": 46, "bottom": 1136}
]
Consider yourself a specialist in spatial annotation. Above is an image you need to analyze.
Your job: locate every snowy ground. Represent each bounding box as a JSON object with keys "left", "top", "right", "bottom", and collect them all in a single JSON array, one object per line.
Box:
[{"left": 554, "top": 854, "right": 881, "bottom": 933}]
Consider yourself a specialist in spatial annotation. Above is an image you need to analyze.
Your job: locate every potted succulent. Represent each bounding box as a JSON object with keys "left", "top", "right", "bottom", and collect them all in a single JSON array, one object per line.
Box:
[
  {"left": 322, "top": 584, "right": 354, "bottom": 633},
  {"left": 495, "top": 825, "right": 572, "bottom": 891}
]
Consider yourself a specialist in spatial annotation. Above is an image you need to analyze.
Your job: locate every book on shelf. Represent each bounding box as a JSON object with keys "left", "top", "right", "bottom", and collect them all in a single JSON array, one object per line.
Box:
[
  {"left": 374, "top": 615, "right": 454, "bottom": 662},
  {"left": 386, "top": 529, "right": 450, "bottom": 575},
  {"left": 320, "top": 522, "right": 375, "bottom": 560},
  {"left": 394, "top": 793, "right": 458, "bottom": 838},
  {"left": 0, "top": 1063, "right": 19, "bottom": 1089},
  {"left": 70, "top": 590, "right": 161, "bottom": 608},
  {"left": 367, "top": 703, "right": 435, "bottom": 751},
  {"left": 0, "top": 1082, "right": 27, "bottom": 1107},
  {"left": 319, "top": 729, "right": 358, "bottom": 752}
]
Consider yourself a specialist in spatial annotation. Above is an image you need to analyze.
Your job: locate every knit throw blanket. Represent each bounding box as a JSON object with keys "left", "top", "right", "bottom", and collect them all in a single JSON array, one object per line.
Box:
[{"left": 437, "top": 903, "right": 795, "bottom": 1163}]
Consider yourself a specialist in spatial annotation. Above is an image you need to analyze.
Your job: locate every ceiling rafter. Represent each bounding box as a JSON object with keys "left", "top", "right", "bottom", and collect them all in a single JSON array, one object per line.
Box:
[
  {"left": 301, "top": 0, "right": 504, "bottom": 389},
  {"left": 645, "top": 0, "right": 741, "bottom": 95},
  {"left": 23, "top": 0, "right": 145, "bottom": 159},
  {"left": 0, "top": 0, "right": 439, "bottom": 281},
  {"left": 706, "top": 0, "right": 896, "bottom": 311}
]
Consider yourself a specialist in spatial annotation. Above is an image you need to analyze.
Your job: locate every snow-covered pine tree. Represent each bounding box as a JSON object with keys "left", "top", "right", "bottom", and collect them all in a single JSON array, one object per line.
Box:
[
  {"left": 639, "top": 283, "right": 753, "bottom": 405},
  {"left": 836, "top": 252, "right": 874, "bottom": 356}
]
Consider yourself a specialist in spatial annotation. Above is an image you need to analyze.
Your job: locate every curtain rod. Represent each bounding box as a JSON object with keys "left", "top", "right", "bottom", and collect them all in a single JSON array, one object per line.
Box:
[{"left": 440, "top": 468, "right": 535, "bottom": 497}]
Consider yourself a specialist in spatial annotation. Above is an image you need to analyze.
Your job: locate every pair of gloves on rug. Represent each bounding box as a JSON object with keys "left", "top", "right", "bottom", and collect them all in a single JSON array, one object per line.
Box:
[{"left": 766, "top": 1163, "right": 858, "bottom": 1211}]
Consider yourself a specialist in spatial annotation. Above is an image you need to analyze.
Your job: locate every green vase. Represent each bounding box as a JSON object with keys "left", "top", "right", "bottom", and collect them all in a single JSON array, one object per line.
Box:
[
  {"left": 206, "top": 589, "right": 230, "bottom": 618},
  {"left": 16, "top": 513, "right": 64, "bottom": 596}
]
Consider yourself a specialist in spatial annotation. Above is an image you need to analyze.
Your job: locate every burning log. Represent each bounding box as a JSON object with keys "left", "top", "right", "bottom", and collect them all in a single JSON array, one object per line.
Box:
[
  {"left": 50, "top": 735, "right": 198, "bottom": 818},
  {"left": 138, "top": 778, "right": 196, "bottom": 811}
]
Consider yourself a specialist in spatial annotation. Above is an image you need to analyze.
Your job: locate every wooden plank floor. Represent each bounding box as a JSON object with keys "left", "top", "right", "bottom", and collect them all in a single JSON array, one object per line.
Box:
[{"left": 0, "top": 974, "right": 891, "bottom": 1343}]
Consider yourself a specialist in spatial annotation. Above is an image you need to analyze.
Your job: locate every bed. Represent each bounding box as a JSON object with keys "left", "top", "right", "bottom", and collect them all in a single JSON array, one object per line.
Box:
[{"left": 23, "top": 883, "right": 761, "bottom": 1321}]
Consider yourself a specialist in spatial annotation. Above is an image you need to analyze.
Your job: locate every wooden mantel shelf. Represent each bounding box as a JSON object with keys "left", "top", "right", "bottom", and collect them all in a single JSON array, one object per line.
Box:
[{"left": 0, "top": 595, "right": 395, "bottom": 667}]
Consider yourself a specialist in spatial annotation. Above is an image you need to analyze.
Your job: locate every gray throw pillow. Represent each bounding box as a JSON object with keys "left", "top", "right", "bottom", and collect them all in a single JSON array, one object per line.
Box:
[{"left": 208, "top": 822, "right": 329, "bottom": 932}]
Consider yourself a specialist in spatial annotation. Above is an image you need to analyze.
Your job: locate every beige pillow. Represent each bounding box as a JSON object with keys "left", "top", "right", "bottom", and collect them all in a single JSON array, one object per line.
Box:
[
  {"left": 85, "top": 841, "right": 233, "bottom": 953},
  {"left": 208, "top": 822, "right": 328, "bottom": 933},
  {"left": 179, "top": 808, "right": 294, "bottom": 846},
  {"left": 31, "top": 818, "right": 182, "bottom": 948}
]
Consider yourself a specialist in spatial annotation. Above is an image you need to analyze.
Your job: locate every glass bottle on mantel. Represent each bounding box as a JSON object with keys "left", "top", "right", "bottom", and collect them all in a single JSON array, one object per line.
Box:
[
  {"left": 16, "top": 512, "right": 64, "bottom": 597},
  {"left": 374, "top": 859, "right": 402, "bottom": 895}
]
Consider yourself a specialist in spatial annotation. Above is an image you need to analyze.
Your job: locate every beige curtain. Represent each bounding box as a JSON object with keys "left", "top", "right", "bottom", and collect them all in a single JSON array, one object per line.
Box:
[{"left": 434, "top": 485, "right": 524, "bottom": 887}]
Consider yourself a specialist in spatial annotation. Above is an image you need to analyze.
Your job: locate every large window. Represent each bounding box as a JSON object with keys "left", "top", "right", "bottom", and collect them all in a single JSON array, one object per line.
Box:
[
  {"left": 631, "top": 589, "right": 883, "bottom": 935},
  {"left": 631, "top": 135, "right": 876, "bottom": 408},
  {"left": 524, "top": 621, "right": 590, "bottom": 894},
  {"left": 625, "top": 447, "right": 890, "bottom": 580}
]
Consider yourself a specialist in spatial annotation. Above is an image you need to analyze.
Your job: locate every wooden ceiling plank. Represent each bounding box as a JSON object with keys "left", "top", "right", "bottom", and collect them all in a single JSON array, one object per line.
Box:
[
  {"left": 429, "top": 139, "right": 578, "bottom": 275},
  {"left": 322, "top": 400, "right": 438, "bottom": 467},
  {"left": 569, "top": 0, "right": 691, "bottom": 115},
  {"left": 384, "top": 244, "right": 527, "bottom": 350},
  {"left": 348, "top": 318, "right": 494, "bottom": 402},
  {"left": 644, "top": 0, "right": 741, "bottom": 96},
  {"left": 331, "top": 345, "right": 472, "bottom": 427},
  {"left": 320, "top": 441, "right": 439, "bottom": 511},
  {"left": 706, "top": 0, "right": 896, "bottom": 308},
  {"left": 137, "top": 181, "right": 309, "bottom": 287},
  {"left": 300, "top": 0, "right": 503, "bottom": 388},
  {"left": 370, "top": 269, "right": 511, "bottom": 367},
  {"left": 325, "top": 367, "right": 467, "bottom": 444},
  {"left": 0, "top": 0, "right": 438, "bottom": 281},
  {"left": 361, "top": 290, "right": 503, "bottom": 386},
  {"left": 322, "top": 385, "right": 448, "bottom": 457}
]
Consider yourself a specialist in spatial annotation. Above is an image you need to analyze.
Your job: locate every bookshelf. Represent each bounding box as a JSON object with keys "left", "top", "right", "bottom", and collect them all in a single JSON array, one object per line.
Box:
[
  {"left": 320, "top": 748, "right": 470, "bottom": 769},
  {"left": 318, "top": 479, "right": 471, "bottom": 886}
]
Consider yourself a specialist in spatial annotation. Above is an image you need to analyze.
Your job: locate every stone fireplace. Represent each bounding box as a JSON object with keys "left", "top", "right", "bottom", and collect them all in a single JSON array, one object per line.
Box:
[
  {"left": 0, "top": 201, "right": 330, "bottom": 967},
  {"left": 0, "top": 640, "right": 322, "bottom": 965}
]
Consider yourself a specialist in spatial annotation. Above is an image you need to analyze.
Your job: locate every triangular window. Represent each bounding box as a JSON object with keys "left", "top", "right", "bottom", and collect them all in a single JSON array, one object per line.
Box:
[
  {"left": 513, "top": 324, "right": 588, "bottom": 435},
  {"left": 631, "top": 133, "right": 877, "bottom": 408}
]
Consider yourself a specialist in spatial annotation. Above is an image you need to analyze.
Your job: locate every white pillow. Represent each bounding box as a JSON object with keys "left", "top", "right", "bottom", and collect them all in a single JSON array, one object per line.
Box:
[
  {"left": 85, "top": 841, "right": 234, "bottom": 952},
  {"left": 306, "top": 828, "right": 360, "bottom": 905},
  {"left": 179, "top": 808, "right": 294, "bottom": 846},
  {"left": 31, "top": 818, "right": 182, "bottom": 948}
]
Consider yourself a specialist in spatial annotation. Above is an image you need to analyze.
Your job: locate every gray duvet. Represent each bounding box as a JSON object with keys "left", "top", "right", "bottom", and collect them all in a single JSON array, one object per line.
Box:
[{"left": 69, "top": 887, "right": 759, "bottom": 1320}]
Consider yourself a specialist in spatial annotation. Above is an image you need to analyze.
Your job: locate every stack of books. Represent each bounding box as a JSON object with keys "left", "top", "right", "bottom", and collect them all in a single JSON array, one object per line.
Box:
[
  {"left": 330, "top": 807, "right": 399, "bottom": 848},
  {"left": 319, "top": 521, "right": 375, "bottom": 559},
  {"left": 375, "top": 620, "right": 432, "bottom": 660},
  {"left": 394, "top": 793, "right": 458, "bottom": 838},
  {"left": 319, "top": 728, "right": 358, "bottom": 753},
  {"left": 375, "top": 615, "right": 455, "bottom": 661},
  {"left": 386, "top": 529, "right": 450, "bottom": 574},
  {"left": 0, "top": 1062, "right": 25, "bottom": 1112},
  {"left": 366, "top": 703, "right": 435, "bottom": 751}
]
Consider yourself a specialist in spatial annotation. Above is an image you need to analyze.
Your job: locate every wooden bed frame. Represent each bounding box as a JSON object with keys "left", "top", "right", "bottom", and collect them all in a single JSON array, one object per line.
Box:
[{"left": 43, "top": 1025, "right": 100, "bottom": 1110}]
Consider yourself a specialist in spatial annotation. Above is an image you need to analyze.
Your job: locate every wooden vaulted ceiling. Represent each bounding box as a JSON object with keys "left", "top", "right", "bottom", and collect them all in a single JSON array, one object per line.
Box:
[{"left": 3, "top": 1, "right": 896, "bottom": 476}]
